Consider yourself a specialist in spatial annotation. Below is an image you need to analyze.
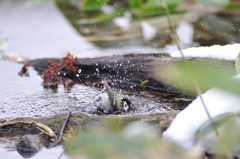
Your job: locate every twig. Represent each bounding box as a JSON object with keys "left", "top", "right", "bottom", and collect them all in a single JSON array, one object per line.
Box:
[
  {"left": 0, "top": 120, "right": 57, "bottom": 141},
  {"left": 160, "top": 0, "right": 184, "bottom": 58},
  {"left": 49, "top": 112, "right": 71, "bottom": 148}
]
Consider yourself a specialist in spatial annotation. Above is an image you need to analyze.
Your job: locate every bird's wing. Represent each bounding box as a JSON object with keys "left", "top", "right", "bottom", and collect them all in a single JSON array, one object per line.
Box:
[
  {"left": 104, "top": 82, "right": 120, "bottom": 111},
  {"left": 104, "top": 82, "right": 115, "bottom": 106},
  {"left": 81, "top": 95, "right": 101, "bottom": 112},
  {"left": 81, "top": 103, "right": 94, "bottom": 112}
]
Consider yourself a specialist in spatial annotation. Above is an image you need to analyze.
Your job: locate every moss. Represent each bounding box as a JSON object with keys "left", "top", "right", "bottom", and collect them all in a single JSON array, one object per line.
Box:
[
  {"left": 71, "top": 114, "right": 87, "bottom": 121},
  {"left": 104, "top": 117, "right": 124, "bottom": 131},
  {"left": 104, "top": 115, "right": 141, "bottom": 132},
  {"left": 170, "top": 98, "right": 180, "bottom": 103},
  {"left": 128, "top": 116, "right": 141, "bottom": 121},
  {"left": 38, "top": 114, "right": 67, "bottom": 133}
]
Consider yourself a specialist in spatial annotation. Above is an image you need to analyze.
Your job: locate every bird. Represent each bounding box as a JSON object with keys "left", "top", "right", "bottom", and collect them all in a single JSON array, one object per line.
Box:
[{"left": 82, "top": 82, "right": 132, "bottom": 114}]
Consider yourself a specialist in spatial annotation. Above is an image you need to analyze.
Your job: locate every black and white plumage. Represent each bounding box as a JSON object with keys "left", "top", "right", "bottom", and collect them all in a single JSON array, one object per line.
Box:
[{"left": 82, "top": 82, "right": 132, "bottom": 114}]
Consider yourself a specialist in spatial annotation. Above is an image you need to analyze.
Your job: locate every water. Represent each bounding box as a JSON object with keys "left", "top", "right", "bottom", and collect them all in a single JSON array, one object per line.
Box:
[
  {"left": 0, "top": 60, "right": 182, "bottom": 159},
  {"left": 0, "top": 61, "right": 101, "bottom": 118},
  {"left": 0, "top": 60, "right": 177, "bottom": 118},
  {"left": 0, "top": 61, "right": 99, "bottom": 158},
  {"left": 0, "top": 137, "right": 69, "bottom": 159},
  {"left": 0, "top": 0, "right": 238, "bottom": 158}
]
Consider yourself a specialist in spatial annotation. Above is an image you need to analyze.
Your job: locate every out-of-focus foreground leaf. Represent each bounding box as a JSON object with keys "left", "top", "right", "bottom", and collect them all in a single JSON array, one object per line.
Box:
[
  {"left": 235, "top": 53, "right": 240, "bottom": 74},
  {"left": 65, "top": 122, "right": 195, "bottom": 159},
  {"left": 196, "top": 112, "right": 240, "bottom": 153},
  {"left": 154, "top": 61, "right": 239, "bottom": 95},
  {"left": 128, "top": 0, "right": 143, "bottom": 9},
  {"left": 226, "top": 2, "right": 240, "bottom": 10},
  {"left": 195, "top": 112, "right": 237, "bottom": 142}
]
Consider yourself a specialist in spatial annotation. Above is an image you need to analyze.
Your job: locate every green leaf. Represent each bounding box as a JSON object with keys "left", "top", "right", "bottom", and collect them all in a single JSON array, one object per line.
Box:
[
  {"left": 154, "top": 61, "right": 238, "bottom": 95},
  {"left": 94, "top": 9, "right": 126, "bottom": 23},
  {"left": 140, "top": 0, "right": 182, "bottom": 17},
  {"left": 82, "top": 0, "right": 110, "bottom": 12},
  {"left": 141, "top": 80, "right": 149, "bottom": 87},
  {"left": 194, "top": 0, "right": 231, "bottom": 8},
  {"left": 195, "top": 112, "right": 237, "bottom": 142},
  {"left": 144, "top": 0, "right": 162, "bottom": 8},
  {"left": 140, "top": 0, "right": 163, "bottom": 17},
  {"left": 235, "top": 53, "right": 240, "bottom": 74},
  {"left": 226, "top": 2, "right": 240, "bottom": 10},
  {"left": 66, "top": 132, "right": 151, "bottom": 158},
  {"left": 165, "top": 0, "right": 183, "bottom": 6},
  {"left": 78, "top": 9, "right": 126, "bottom": 24},
  {"left": 128, "top": 0, "right": 143, "bottom": 9}
]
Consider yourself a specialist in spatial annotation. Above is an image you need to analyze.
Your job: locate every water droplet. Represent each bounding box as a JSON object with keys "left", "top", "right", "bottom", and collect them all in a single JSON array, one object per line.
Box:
[
  {"left": 96, "top": 68, "right": 99, "bottom": 73},
  {"left": 78, "top": 69, "right": 82, "bottom": 74},
  {"left": 119, "top": 61, "right": 123, "bottom": 66}
]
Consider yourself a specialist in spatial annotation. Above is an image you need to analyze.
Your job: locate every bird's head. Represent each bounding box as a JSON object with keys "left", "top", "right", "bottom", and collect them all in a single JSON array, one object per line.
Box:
[{"left": 118, "top": 97, "right": 132, "bottom": 112}]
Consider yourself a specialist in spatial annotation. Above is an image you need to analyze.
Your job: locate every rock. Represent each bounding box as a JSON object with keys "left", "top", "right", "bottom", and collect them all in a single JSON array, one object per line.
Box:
[{"left": 16, "top": 135, "right": 43, "bottom": 158}]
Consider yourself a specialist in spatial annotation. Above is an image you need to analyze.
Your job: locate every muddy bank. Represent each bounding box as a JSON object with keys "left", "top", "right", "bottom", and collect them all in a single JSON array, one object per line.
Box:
[
  {"left": 0, "top": 111, "right": 179, "bottom": 141},
  {"left": 0, "top": 111, "right": 177, "bottom": 158}
]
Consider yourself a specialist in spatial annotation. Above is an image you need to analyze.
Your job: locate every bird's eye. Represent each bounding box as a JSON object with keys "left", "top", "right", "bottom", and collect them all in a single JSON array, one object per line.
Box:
[{"left": 123, "top": 102, "right": 129, "bottom": 111}]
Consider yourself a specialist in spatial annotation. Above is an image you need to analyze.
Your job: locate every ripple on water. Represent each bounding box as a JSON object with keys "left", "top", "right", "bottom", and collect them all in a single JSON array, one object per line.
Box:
[
  {"left": 0, "top": 137, "right": 69, "bottom": 159},
  {"left": 0, "top": 61, "right": 172, "bottom": 118},
  {"left": 0, "top": 61, "right": 99, "bottom": 118}
]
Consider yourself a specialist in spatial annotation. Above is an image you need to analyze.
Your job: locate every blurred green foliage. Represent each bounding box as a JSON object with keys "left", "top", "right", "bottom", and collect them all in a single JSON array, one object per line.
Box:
[
  {"left": 138, "top": 0, "right": 183, "bottom": 17},
  {"left": 235, "top": 53, "right": 240, "bottom": 74},
  {"left": 82, "top": 0, "right": 110, "bottom": 12},
  {"left": 155, "top": 53, "right": 240, "bottom": 156},
  {"left": 93, "top": 9, "right": 126, "bottom": 23},
  {"left": 155, "top": 61, "right": 238, "bottom": 95},
  {"left": 65, "top": 122, "right": 194, "bottom": 159},
  {"left": 195, "top": 112, "right": 237, "bottom": 142},
  {"left": 196, "top": 112, "right": 240, "bottom": 155},
  {"left": 39, "top": 0, "right": 240, "bottom": 24}
]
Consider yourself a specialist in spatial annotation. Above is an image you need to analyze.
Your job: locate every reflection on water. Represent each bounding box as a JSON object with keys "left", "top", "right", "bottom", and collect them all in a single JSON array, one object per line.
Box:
[
  {"left": 0, "top": 61, "right": 100, "bottom": 118},
  {"left": 0, "top": 61, "right": 173, "bottom": 118},
  {"left": 0, "top": 137, "right": 69, "bottom": 159},
  {"left": 0, "top": 0, "right": 198, "bottom": 60}
]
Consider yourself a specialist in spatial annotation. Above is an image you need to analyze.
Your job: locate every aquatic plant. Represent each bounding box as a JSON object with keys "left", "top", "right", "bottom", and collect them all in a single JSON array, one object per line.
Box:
[{"left": 42, "top": 53, "right": 78, "bottom": 90}]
